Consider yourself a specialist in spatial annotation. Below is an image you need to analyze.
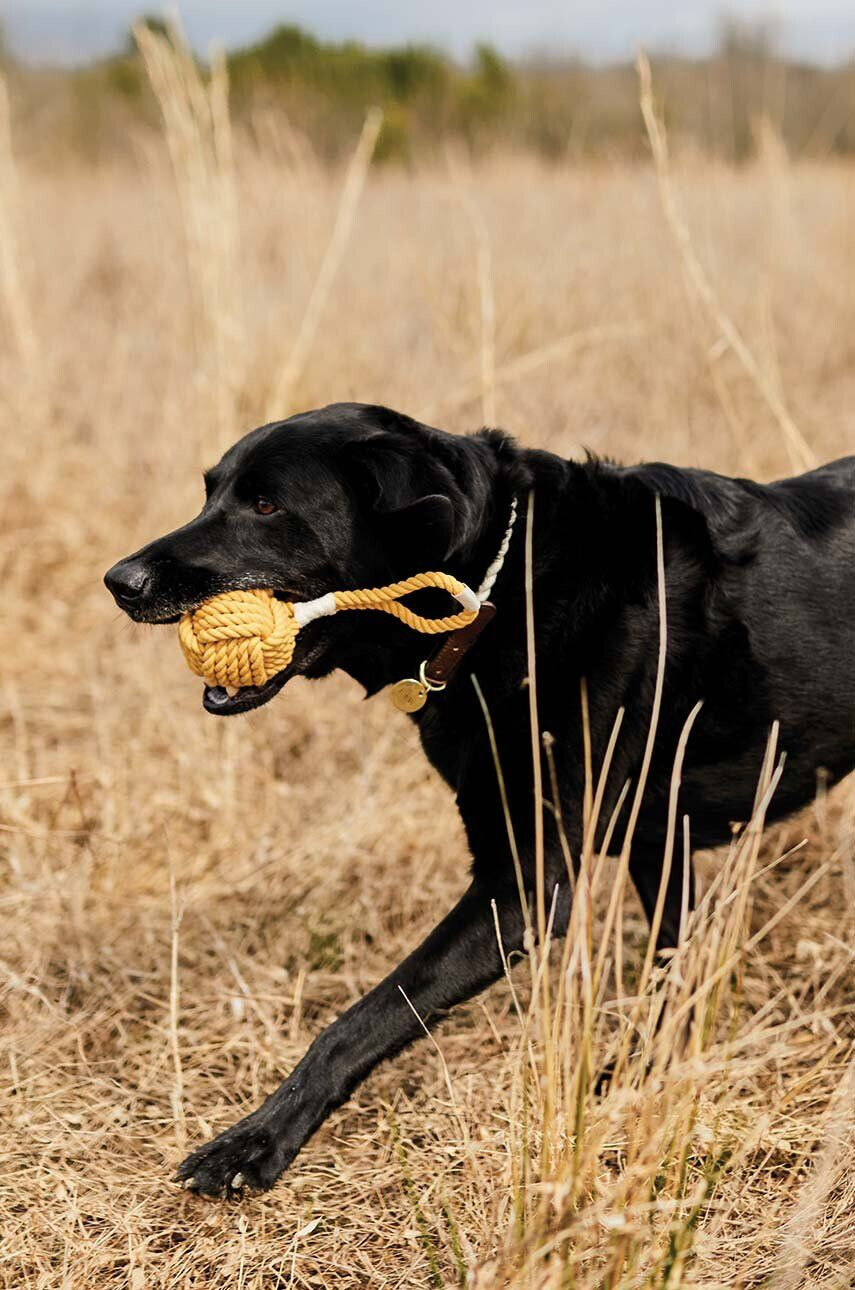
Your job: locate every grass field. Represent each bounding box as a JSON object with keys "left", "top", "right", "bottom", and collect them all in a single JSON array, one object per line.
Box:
[{"left": 1, "top": 41, "right": 853, "bottom": 1289}]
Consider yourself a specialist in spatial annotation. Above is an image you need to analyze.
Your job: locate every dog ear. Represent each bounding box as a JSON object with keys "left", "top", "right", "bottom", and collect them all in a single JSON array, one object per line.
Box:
[
  {"left": 341, "top": 435, "right": 458, "bottom": 562},
  {"left": 378, "top": 493, "right": 456, "bottom": 561}
]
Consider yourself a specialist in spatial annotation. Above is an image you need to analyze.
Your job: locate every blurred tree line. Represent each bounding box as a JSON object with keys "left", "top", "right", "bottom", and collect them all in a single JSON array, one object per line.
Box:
[{"left": 5, "top": 16, "right": 854, "bottom": 163}]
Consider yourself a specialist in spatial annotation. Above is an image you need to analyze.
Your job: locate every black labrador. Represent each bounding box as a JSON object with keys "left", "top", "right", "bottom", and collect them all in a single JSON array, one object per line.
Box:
[{"left": 105, "top": 402, "right": 855, "bottom": 1196}]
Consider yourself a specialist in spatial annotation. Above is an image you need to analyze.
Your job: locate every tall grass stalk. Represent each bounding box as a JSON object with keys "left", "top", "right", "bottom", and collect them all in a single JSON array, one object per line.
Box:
[
  {"left": 135, "top": 19, "right": 242, "bottom": 456},
  {"left": 0, "top": 73, "right": 40, "bottom": 421},
  {"left": 266, "top": 107, "right": 383, "bottom": 419},
  {"left": 637, "top": 51, "right": 816, "bottom": 474}
]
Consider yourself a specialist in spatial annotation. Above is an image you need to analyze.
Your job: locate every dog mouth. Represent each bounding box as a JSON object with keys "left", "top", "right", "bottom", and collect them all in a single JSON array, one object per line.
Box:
[
  {"left": 118, "top": 583, "right": 324, "bottom": 716},
  {"left": 198, "top": 619, "right": 331, "bottom": 716},
  {"left": 202, "top": 670, "right": 291, "bottom": 716}
]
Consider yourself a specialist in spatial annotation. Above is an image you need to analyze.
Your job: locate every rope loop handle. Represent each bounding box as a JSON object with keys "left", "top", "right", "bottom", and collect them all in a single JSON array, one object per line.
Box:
[{"left": 335, "top": 571, "right": 479, "bottom": 635}]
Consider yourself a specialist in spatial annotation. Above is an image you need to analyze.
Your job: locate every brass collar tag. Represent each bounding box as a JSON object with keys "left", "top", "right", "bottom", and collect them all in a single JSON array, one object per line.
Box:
[
  {"left": 390, "top": 660, "right": 443, "bottom": 713},
  {"left": 389, "top": 603, "right": 497, "bottom": 713},
  {"left": 389, "top": 678, "right": 428, "bottom": 713}
]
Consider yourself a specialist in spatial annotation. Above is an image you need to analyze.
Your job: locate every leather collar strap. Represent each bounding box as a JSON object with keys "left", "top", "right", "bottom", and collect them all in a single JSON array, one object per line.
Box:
[{"left": 422, "top": 601, "right": 497, "bottom": 687}]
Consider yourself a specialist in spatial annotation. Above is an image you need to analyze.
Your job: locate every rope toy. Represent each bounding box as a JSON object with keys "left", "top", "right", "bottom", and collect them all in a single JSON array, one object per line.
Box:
[{"left": 178, "top": 573, "right": 482, "bottom": 689}]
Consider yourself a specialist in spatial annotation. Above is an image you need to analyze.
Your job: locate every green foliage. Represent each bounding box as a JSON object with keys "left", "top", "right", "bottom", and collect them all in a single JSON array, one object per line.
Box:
[
  {"left": 455, "top": 44, "right": 515, "bottom": 146},
  {"left": 105, "top": 56, "right": 144, "bottom": 101},
  {"left": 228, "top": 23, "right": 448, "bottom": 105},
  {"left": 374, "top": 105, "right": 412, "bottom": 163},
  {"left": 381, "top": 46, "right": 449, "bottom": 102},
  {"left": 16, "top": 20, "right": 855, "bottom": 164},
  {"left": 224, "top": 25, "right": 457, "bottom": 160}
]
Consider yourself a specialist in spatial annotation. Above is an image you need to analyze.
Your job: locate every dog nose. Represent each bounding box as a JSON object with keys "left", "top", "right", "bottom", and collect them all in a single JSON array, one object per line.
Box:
[{"left": 104, "top": 559, "right": 151, "bottom": 607}]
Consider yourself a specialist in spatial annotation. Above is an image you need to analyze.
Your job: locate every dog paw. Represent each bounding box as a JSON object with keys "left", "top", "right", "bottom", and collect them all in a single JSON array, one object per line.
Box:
[{"left": 175, "top": 1115, "right": 289, "bottom": 1198}]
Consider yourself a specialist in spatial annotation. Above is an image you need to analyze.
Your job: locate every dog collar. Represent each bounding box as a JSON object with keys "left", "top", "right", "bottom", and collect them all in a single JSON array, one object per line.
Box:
[{"left": 389, "top": 497, "right": 518, "bottom": 712}]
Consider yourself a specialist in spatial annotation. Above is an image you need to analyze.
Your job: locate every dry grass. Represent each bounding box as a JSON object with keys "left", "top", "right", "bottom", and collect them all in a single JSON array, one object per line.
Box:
[{"left": 1, "top": 42, "right": 854, "bottom": 1289}]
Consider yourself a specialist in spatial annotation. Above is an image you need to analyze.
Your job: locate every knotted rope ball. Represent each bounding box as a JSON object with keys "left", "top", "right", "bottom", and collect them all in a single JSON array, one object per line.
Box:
[
  {"left": 178, "top": 574, "right": 482, "bottom": 690},
  {"left": 179, "top": 588, "right": 300, "bottom": 688}
]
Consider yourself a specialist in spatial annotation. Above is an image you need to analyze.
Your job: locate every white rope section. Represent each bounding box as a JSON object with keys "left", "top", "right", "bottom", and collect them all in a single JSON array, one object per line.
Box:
[
  {"left": 476, "top": 496, "right": 518, "bottom": 603},
  {"left": 292, "top": 591, "right": 338, "bottom": 626}
]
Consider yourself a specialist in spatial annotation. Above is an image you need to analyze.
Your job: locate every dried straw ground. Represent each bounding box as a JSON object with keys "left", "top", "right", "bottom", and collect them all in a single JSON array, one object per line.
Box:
[{"left": 1, "top": 46, "right": 853, "bottom": 1290}]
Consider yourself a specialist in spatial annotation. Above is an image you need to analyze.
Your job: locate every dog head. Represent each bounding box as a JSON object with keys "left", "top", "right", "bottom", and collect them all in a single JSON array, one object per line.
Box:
[{"left": 104, "top": 403, "right": 497, "bottom": 714}]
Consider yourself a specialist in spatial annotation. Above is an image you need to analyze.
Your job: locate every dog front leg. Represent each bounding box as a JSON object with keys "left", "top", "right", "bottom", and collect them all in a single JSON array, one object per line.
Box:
[{"left": 175, "top": 882, "right": 526, "bottom": 1196}]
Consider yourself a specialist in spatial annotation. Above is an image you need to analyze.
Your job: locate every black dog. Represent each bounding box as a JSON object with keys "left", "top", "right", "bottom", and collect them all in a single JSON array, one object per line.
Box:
[{"left": 105, "top": 403, "right": 855, "bottom": 1196}]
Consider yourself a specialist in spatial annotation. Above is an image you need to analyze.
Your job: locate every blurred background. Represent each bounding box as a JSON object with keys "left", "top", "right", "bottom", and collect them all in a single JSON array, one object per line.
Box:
[{"left": 4, "top": 1, "right": 854, "bottom": 161}]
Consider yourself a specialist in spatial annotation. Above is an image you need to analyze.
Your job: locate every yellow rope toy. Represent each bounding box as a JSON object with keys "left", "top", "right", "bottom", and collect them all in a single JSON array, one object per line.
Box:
[{"left": 178, "top": 574, "right": 482, "bottom": 690}]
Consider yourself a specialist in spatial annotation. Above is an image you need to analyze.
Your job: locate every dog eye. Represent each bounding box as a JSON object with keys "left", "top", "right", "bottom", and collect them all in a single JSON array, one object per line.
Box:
[{"left": 253, "top": 496, "right": 277, "bottom": 516}]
